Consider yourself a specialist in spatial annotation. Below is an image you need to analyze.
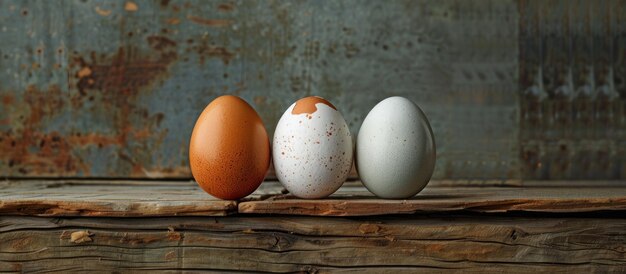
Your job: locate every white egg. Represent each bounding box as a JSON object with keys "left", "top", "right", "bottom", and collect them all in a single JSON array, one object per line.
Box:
[
  {"left": 356, "top": 96, "right": 436, "bottom": 199},
  {"left": 273, "top": 96, "right": 353, "bottom": 199}
]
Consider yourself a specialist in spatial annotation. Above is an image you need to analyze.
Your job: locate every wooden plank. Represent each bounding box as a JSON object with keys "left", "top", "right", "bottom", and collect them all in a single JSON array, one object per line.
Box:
[
  {"left": 0, "top": 215, "right": 624, "bottom": 272},
  {"left": 2, "top": 180, "right": 626, "bottom": 217},
  {"left": 0, "top": 180, "right": 235, "bottom": 217},
  {"left": 239, "top": 181, "right": 626, "bottom": 216}
]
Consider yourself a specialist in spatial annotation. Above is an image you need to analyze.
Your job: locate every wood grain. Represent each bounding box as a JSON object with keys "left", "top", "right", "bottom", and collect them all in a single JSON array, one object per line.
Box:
[
  {"left": 239, "top": 181, "right": 626, "bottom": 216},
  {"left": 2, "top": 180, "right": 626, "bottom": 217},
  {"left": 0, "top": 180, "right": 236, "bottom": 217},
  {"left": 0, "top": 215, "right": 624, "bottom": 273},
  {"left": 1, "top": 180, "right": 625, "bottom": 272}
]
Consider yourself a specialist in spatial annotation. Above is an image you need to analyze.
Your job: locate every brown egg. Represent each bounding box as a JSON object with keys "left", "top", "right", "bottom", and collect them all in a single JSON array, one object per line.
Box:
[{"left": 189, "top": 95, "right": 270, "bottom": 200}]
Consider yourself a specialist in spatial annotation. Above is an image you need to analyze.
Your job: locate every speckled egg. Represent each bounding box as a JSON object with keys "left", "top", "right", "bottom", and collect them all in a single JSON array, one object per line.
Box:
[
  {"left": 273, "top": 96, "right": 353, "bottom": 199},
  {"left": 356, "top": 96, "right": 436, "bottom": 199},
  {"left": 189, "top": 95, "right": 270, "bottom": 200}
]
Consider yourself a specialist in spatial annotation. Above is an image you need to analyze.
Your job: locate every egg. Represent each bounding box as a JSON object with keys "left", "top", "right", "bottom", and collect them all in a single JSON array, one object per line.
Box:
[
  {"left": 189, "top": 95, "right": 270, "bottom": 200},
  {"left": 356, "top": 96, "right": 436, "bottom": 199},
  {"left": 273, "top": 96, "right": 353, "bottom": 199}
]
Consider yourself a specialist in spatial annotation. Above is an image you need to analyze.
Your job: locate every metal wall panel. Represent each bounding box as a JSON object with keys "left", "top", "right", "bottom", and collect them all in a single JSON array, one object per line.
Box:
[
  {"left": 520, "top": 0, "right": 626, "bottom": 179},
  {"left": 9, "top": 0, "right": 621, "bottom": 180}
]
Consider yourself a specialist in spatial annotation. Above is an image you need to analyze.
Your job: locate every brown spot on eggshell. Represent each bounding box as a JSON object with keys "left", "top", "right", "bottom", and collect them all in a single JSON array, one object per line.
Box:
[{"left": 291, "top": 96, "right": 336, "bottom": 115}]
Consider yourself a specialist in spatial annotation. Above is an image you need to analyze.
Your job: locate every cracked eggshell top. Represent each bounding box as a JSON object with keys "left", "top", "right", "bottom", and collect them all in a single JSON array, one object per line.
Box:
[
  {"left": 356, "top": 96, "right": 436, "bottom": 199},
  {"left": 273, "top": 96, "right": 353, "bottom": 199}
]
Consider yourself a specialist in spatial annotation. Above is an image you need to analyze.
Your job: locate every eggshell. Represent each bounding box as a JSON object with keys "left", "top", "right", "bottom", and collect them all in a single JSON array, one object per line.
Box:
[
  {"left": 189, "top": 95, "right": 270, "bottom": 200},
  {"left": 356, "top": 96, "right": 436, "bottom": 199},
  {"left": 273, "top": 96, "right": 353, "bottom": 199}
]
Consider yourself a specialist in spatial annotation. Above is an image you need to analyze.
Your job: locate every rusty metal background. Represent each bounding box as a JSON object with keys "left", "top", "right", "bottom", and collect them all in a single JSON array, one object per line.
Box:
[{"left": 0, "top": 0, "right": 622, "bottom": 179}]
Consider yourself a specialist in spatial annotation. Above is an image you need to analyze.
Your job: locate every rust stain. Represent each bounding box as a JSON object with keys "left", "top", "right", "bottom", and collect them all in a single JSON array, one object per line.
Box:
[
  {"left": 95, "top": 6, "right": 112, "bottom": 16},
  {"left": 147, "top": 35, "right": 177, "bottom": 51},
  {"left": 73, "top": 45, "right": 176, "bottom": 98},
  {"left": 131, "top": 163, "right": 144, "bottom": 175},
  {"left": 131, "top": 127, "right": 152, "bottom": 139},
  {"left": 1, "top": 39, "right": 177, "bottom": 177},
  {"left": 192, "top": 40, "right": 236, "bottom": 65},
  {"left": 218, "top": 3, "right": 235, "bottom": 12},
  {"left": 0, "top": 118, "right": 154, "bottom": 176},
  {"left": 124, "top": 1, "right": 138, "bottom": 11},
  {"left": 77, "top": 67, "right": 92, "bottom": 78},
  {"left": 8, "top": 85, "right": 72, "bottom": 173},
  {"left": 155, "top": 112, "right": 165, "bottom": 126},
  {"left": 166, "top": 18, "right": 180, "bottom": 25},
  {"left": 2, "top": 94, "right": 14, "bottom": 105},
  {"left": 187, "top": 15, "right": 233, "bottom": 27},
  {"left": 66, "top": 133, "right": 124, "bottom": 147},
  {"left": 292, "top": 96, "right": 337, "bottom": 115},
  {"left": 1, "top": 130, "right": 89, "bottom": 177}
]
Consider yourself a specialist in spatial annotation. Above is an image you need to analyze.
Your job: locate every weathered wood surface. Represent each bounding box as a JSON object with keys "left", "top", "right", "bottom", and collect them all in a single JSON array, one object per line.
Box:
[
  {"left": 1, "top": 180, "right": 625, "bottom": 272},
  {"left": 0, "top": 215, "right": 624, "bottom": 273},
  {"left": 239, "top": 181, "right": 626, "bottom": 216},
  {"left": 2, "top": 180, "right": 626, "bottom": 217},
  {"left": 0, "top": 180, "right": 236, "bottom": 217}
]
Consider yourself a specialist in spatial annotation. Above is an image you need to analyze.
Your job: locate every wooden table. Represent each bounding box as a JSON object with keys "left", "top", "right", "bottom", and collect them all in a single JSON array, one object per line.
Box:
[{"left": 1, "top": 180, "right": 625, "bottom": 272}]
